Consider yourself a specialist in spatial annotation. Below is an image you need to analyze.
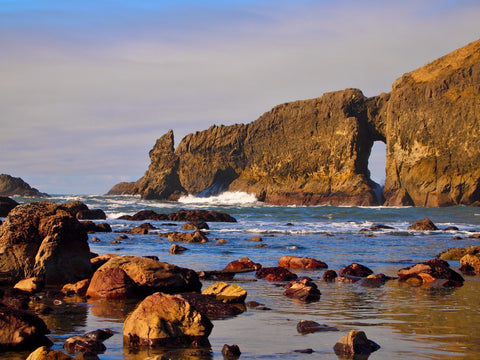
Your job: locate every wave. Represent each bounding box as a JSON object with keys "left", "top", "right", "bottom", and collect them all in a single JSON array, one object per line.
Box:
[{"left": 178, "top": 191, "right": 259, "bottom": 206}]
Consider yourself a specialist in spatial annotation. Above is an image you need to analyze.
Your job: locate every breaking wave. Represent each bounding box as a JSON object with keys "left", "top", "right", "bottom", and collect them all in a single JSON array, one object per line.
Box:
[{"left": 178, "top": 191, "right": 259, "bottom": 206}]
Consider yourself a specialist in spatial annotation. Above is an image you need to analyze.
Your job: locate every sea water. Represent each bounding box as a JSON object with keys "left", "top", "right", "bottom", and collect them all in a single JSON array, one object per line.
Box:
[{"left": 4, "top": 193, "right": 480, "bottom": 359}]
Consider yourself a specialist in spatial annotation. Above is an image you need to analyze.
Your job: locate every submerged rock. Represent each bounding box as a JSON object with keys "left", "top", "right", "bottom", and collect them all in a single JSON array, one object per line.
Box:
[
  {"left": 339, "top": 263, "right": 373, "bottom": 278},
  {"left": 296, "top": 320, "right": 339, "bottom": 334},
  {"left": 333, "top": 330, "right": 380, "bottom": 357},
  {"left": 398, "top": 259, "right": 464, "bottom": 287},
  {"left": 255, "top": 267, "right": 298, "bottom": 282},
  {"left": 284, "top": 277, "right": 321, "bottom": 302},
  {"left": 408, "top": 218, "right": 439, "bottom": 231}
]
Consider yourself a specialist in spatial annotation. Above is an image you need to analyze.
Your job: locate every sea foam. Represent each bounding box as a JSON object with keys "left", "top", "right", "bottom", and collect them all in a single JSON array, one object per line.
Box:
[{"left": 178, "top": 191, "right": 258, "bottom": 206}]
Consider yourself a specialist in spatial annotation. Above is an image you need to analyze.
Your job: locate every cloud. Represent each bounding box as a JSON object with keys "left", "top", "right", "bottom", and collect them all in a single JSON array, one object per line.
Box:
[{"left": 1, "top": 0, "right": 479, "bottom": 194}]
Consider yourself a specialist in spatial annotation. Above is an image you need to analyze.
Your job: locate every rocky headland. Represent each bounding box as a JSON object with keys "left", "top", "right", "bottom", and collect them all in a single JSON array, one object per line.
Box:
[
  {"left": 109, "top": 39, "right": 480, "bottom": 206},
  {"left": 0, "top": 174, "right": 48, "bottom": 197}
]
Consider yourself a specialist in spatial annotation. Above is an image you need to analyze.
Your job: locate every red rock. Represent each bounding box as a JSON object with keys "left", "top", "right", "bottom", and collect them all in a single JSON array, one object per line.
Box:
[
  {"left": 86, "top": 267, "right": 136, "bottom": 299},
  {"left": 296, "top": 320, "right": 339, "bottom": 333},
  {"left": 398, "top": 259, "right": 464, "bottom": 287},
  {"left": 278, "top": 255, "right": 328, "bottom": 270},
  {"left": 223, "top": 257, "right": 262, "bottom": 272},
  {"left": 255, "top": 267, "right": 297, "bottom": 282},
  {"left": 339, "top": 263, "right": 373, "bottom": 278},
  {"left": 284, "top": 277, "right": 320, "bottom": 302}
]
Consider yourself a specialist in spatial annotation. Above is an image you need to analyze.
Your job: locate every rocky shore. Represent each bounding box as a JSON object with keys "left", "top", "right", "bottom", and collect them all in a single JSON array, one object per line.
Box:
[
  {"left": 109, "top": 39, "right": 480, "bottom": 207},
  {"left": 1, "top": 200, "right": 476, "bottom": 359}
]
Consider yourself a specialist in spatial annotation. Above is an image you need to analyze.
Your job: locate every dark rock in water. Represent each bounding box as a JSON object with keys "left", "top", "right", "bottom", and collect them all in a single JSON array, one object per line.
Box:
[
  {"left": 294, "top": 348, "right": 314, "bottom": 354},
  {"left": 60, "top": 201, "right": 89, "bottom": 216},
  {"left": 180, "top": 293, "right": 243, "bottom": 320},
  {"left": 222, "top": 343, "right": 241, "bottom": 358},
  {"left": 168, "top": 231, "right": 209, "bottom": 243},
  {"left": 296, "top": 320, "right": 339, "bottom": 333},
  {"left": 408, "top": 218, "right": 439, "bottom": 231},
  {"left": 95, "top": 223, "right": 112, "bottom": 232},
  {"left": 169, "top": 209, "right": 237, "bottom": 222},
  {"left": 370, "top": 224, "right": 395, "bottom": 231},
  {"left": 224, "top": 257, "right": 262, "bottom": 272},
  {"left": 182, "top": 221, "right": 209, "bottom": 230},
  {"left": 256, "top": 267, "right": 298, "bottom": 282},
  {"left": 83, "top": 328, "right": 114, "bottom": 342},
  {"left": 278, "top": 255, "right": 328, "bottom": 270},
  {"left": 284, "top": 277, "right": 321, "bottom": 302},
  {"left": 118, "top": 210, "right": 168, "bottom": 221},
  {"left": 339, "top": 263, "right": 374, "bottom": 278},
  {"left": 398, "top": 258, "right": 464, "bottom": 287},
  {"left": 444, "top": 226, "right": 459, "bottom": 231},
  {"left": 333, "top": 330, "right": 380, "bottom": 356},
  {"left": 64, "top": 335, "right": 106, "bottom": 354},
  {"left": 359, "top": 273, "right": 395, "bottom": 288},
  {"left": 80, "top": 221, "right": 112, "bottom": 233},
  {"left": 26, "top": 346, "right": 75, "bottom": 359},
  {"left": 0, "top": 196, "right": 18, "bottom": 217},
  {"left": 0, "top": 302, "right": 53, "bottom": 351},
  {"left": 170, "top": 244, "right": 188, "bottom": 254},
  {"left": 0, "top": 174, "right": 48, "bottom": 197},
  {"left": 1, "top": 287, "right": 31, "bottom": 310},
  {"left": 0, "top": 201, "right": 92, "bottom": 286},
  {"left": 76, "top": 208, "right": 107, "bottom": 220},
  {"left": 323, "top": 270, "right": 338, "bottom": 282}
]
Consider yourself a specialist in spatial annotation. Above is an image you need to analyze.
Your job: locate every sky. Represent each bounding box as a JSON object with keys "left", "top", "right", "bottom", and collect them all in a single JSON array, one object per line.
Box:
[{"left": 1, "top": 0, "right": 479, "bottom": 195}]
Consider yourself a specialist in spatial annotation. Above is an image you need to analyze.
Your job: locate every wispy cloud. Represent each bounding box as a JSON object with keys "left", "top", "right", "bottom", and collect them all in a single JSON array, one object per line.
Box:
[{"left": 1, "top": 0, "right": 479, "bottom": 194}]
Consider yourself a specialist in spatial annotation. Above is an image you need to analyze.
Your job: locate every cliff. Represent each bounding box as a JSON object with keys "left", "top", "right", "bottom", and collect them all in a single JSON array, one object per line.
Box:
[
  {"left": 108, "top": 39, "right": 480, "bottom": 206},
  {"left": 0, "top": 174, "right": 48, "bottom": 197}
]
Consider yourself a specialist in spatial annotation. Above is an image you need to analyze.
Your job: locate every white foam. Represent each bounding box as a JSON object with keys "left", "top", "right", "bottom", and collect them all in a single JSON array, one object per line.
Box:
[{"left": 178, "top": 191, "right": 259, "bottom": 206}]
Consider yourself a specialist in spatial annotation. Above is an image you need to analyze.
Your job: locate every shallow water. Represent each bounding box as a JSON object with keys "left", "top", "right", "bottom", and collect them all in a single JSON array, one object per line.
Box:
[{"left": 4, "top": 193, "right": 480, "bottom": 359}]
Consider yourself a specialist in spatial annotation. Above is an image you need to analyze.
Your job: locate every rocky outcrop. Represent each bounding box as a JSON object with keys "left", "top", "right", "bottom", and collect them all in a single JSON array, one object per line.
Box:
[
  {"left": 0, "top": 202, "right": 92, "bottom": 286},
  {"left": 0, "top": 196, "right": 18, "bottom": 217},
  {"left": 109, "top": 39, "right": 480, "bottom": 206},
  {"left": 0, "top": 174, "right": 48, "bottom": 197}
]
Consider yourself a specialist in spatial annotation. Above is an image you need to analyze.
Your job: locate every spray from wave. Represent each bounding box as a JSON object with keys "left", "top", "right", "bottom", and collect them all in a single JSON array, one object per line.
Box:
[{"left": 178, "top": 191, "right": 259, "bottom": 206}]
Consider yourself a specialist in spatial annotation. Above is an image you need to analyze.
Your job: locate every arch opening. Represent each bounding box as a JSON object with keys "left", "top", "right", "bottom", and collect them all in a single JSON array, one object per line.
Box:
[{"left": 368, "top": 141, "right": 386, "bottom": 203}]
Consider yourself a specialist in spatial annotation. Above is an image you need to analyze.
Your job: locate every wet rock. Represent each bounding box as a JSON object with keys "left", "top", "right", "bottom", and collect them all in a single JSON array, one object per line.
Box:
[
  {"left": 222, "top": 344, "right": 241, "bottom": 358},
  {"left": 296, "top": 320, "right": 338, "bottom": 333},
  {"left": 460, "top": 254, "right": 480, "bottom": 274},
  {"left": 180, "top": 293, "right": 243, "bottom": 319},
  {"left": 123, "top": 292, "right": 213, "bottom": 347},
  {"left": 26, "top": 346, "right": 74, "bottom": 360},
  {"left": 469, "top": 233, "right": 480, "bottom": 239},
  {"left": 284, "top": 277, "right": 321, "bottom": 302},
  {"left": 0, "top": 303, "right": 53, "bottom": 351},
  {"left": 168, "top": 231, "right": 209, "bottom": 243},
  {"left": 369, "top": 224, "right": 395, "bottom": 231},
  {"left": 93, "top": 255, "right": 202, "bottom": 295},
  {"left": 202, "top": 282, "right": 247, "bottom": 303},
  {"left": 90, "top": 254, "right": 119, "bottom": 272},
  {"left": 444, "top": 226, "right": 459, "bottom": 231},
  {"left": 0, "top": 196, "right": 18, "bottom": 217},
  {"left": 247, "top": 236, "right": 263, "bottom": 242},
  {"left": 294, "top": 348, "right": 314, "bottom": 354},
  {"left": 128, "top": 225, "right": 149, "bottom": 235},
  {"left": 169, "top": 244, "right": 188, "bottom": 254},
  {"left": 86, "top": 267, "right": 137, "bottom": 299},
  {"left": 359, "top": 274, "right": 395, "bottom": 288},
  {"left": 278, "top": 255, "right": 328, "bottom": 270},
  {"left": 61, "top": 279, "right": 90, "bottom": 296},
  {"left": 118, "top": 210, "right": 168, "bottom": 221},
  {"left": 333, "top": 330, "right": 380, "bottom": 357},
  {"left": 339, "top": 263, "right": 373, "bottom": 278},
  {"left": 182, "top": 221, "right": 209, "bottom": 230},
  {"left": 0, "top": 201, "right": 92, "bottom": 286},
  {"left": 323, "top": 270, "right": 338, "bottom": 282},
  {"left": 1, "top": 288, "right": 31, "bottom": 309},
  {"left": 168, "top": 209, "right": 237, "bottom": 223},
  {"left": 83, "top": 328, "right": 114, "bottom": 342},
  {"left": 437, "top": 245, "right": 480, "bottom": 260},
  {"left": 256, "top": 267, "right": 298, "bottom": 282},
  {"left": 64, "top": 335, "right": 106, "bottom": 354},
  {"left": 398, "top": 259, "right": 464, "bottom": 287},
  {"left": 76, "top": 209, "right": 107, "bottom": 220},
  {"left": 13, "top": 277, "right": 45, "bottom": 294},
  {"left": 80, "top": 221, "right": 112, "bottom": 233},
  {"left": 223, "top": 257, "right": 262, "bottom": 272},
  {"left": 408, "top": 218, "right": 439, "bottom": 231}
]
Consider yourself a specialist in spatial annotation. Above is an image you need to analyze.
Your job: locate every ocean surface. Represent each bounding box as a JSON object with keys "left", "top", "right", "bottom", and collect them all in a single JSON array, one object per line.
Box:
[{"left": 4, "top": 192, "right": 480, "bottom": 360}]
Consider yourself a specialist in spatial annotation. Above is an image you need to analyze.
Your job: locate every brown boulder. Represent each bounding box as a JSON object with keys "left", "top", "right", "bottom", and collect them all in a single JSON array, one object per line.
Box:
[
  {"left": 0, "top": 196, "right": 18, "bottom": 217},
  {"left": 180, "top": 293, "right": 243, "bottom": 319},
  {"left": 123, "top": 292, "right": 213, "bottom": 347},
  {"left": 223, "top": 257, "right": 262, "bottom": 272},
  {"left": 169, "top": 244, "right": 188, "bottom": 254},
  {"left": 13, "top": 277, "right": 44, "bottom": 294},
  {"left": 460, "top": 254, "right": 480, "bottom": 274},
  {"left": 61, "top": 279, "right": 90, "bottom": 296},
  {"left": 222, "top": 344, "right": 241, "bottom": 359},
  {"left": 181, "top": 221, "right": 209, "bottom": 230},
  {"left": 333, "top": 330, "right": 380, "bottom": 356},
  {"left": 339, "top": 263, "right": 373, "bottom": 278},
  {"left": 398, "top": 259, "right": 464, "bottom": 287},
  {"left": 86, "top": 267, "right": 137, "bottom": 299},
  {"left": 0, "top": 302, "right": 53, "bottom": 351},
  {"left": 408, "top": 218, "right": 439, "bottom": 231},
  {"left": 323, "top": 270, "right": 338, "bottom": 282},
  {"left": 76, "top": 209, "right": 106, "bottom": 220},
  {"left": 202, "top": 282, "right": 247, "bottom": 303},
  {"left": 169, "top": 209, "right": 237, "bottom": 222},
  {"left": 0, "top": 201, "right": 92, "bottom": 286},
  {"left": 96, "top": 255, "right": 202, "bottom": 295},
  {"left": 168, "top": 231, "right": 209, "bottom": 243},
  {"left": 26, "top": 346, "right": 74, "bottom": 360},
  {"left": 118, "top": 210, "right": 168, "bottom": 221},
  {"left": 64, "top": 335, "right": 106, "bottom": 354},
  {"left": 296, "top": 320, "right": 338, "bottom": 334},
  {"left": 255, "top": 267, "right": 298, "bottom": 282},
  {"left": 283, "top": 277, "right": 321, "bottom": 302},
  {"left": 278, "top": 255, "right": 328, "bottom": 270}
]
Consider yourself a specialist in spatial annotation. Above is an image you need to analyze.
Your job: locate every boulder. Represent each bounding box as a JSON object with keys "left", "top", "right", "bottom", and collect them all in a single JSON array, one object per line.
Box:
[
  {"left": 0, "top": 174, "right": 48, "bottom": 197},
  {"left": 80, "top": 221, "right": 112, "bottom": 233},
  {"left": 247, "top": 236, "right": 262, "bottom": 242},
  {"left": 181, "top": 221, "right": 209, "bottom": 230},
  {"left": 283, "top": 277, "right": 321, "bottom": 302},
  {"left": 408, "top": 218, "right": 439, "bottom": 231},
  {"left": 359, "top": 274, "right": 394, "bottom": 288},
  {"left": 60, "top": 201, "right": 89, "bottom": 217},
  {"left": 169, "top": 209, "right": 237, "bottom": 223},
  {"left": 323, "top": 270, "right": 338, "bottom": 282},
  {"left": 398, "top": 259, "right": 464, "bottom": 287},
  {"left": 333, "top": 330, "right": 380, "bottom": 357},
  {"left": 168, "top": 231, "right": 208, "bottom": 243},
  {"left": 118, "top": 210, "right": 168, "bottom": 221},
  {"left": 83, "top": 328, "right": 114, "bottom": 342},
  {"left": 180, "top": 293, "right": 243, "bottom": 319},
  {"left": 339, "top": 263, "right": 373, "bottom": 278},
  {"left": 255, "top": 267, "right": 298, "bottom": 282},
  {"left": 223, "top": 257, "right": 262, "bottom": 272},
  {"left": 460, "top": 254, "right": 480, "bottom": 274},
  {"left": 128, "top": 226, "right": 149, "bottom": 235},
  {"left": 13, "top": 277, "right": 44, "bottom": 294},
  {"left": 437, "top": 246, "right": 480, "bottom": 260},
  {"left": 26, "top": 346, "right": 74, "bottom": 360},
  {"left": 0, "top": 202, "right": 92, "bottom": 286},
  {"left": 278, "top": 255, "right": 328, "bottom": 270},
  {"left": 296, "top": 320, "right": 338, "bottom": 333},
  {"left": 123, "top": 292, "right": 213, "bottom": 347},
  {"left": 222, "top": 344, "right": 241, "bottom": 359},
  {"left": 76, "top": 209, "right": 106, "bottom": 220},
  {"left": 64, "top": 336, "right": 106, "bottom": 354},
  {"left": 61, "top": 279, "right": 90, "bottom": 296},
  {"left": 86, "top": 267, "right": 137, "bottom": 299},
  {"left": 169, "top": 244, "right": 188, "bottom": 254},
  {"left": 202, "top": 282, "right": 247, "bottom": 303},
  {"left": 0, "top": 196, "right": 18, "bottom": 217},
  {"left": 94, "top": 255, "right": 202, "bottom": 295},
  {"left": 0, "top": 303, "right": 53, "bottom": 351}
]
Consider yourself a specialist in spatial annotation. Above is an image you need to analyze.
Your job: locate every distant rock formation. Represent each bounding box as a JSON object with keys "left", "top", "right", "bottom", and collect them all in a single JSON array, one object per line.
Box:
[
  {"left": 0, "top": 174, "right": 48, "bottom": 197},
  {"left": 108, "top": 39, "right": 480, "bottom": 206}
]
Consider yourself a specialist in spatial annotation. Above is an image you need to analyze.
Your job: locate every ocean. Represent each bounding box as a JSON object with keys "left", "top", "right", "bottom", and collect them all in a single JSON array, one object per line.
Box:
[{"left": 4, "top": 192, "right": 480, "bottom": 360}]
